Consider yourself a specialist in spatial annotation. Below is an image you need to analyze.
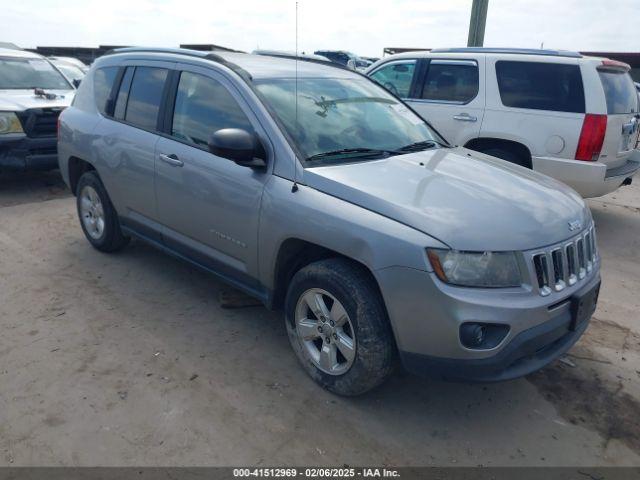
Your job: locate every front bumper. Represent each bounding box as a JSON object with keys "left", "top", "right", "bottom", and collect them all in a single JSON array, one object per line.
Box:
[
  {"left": 401, "top": 277, "right": 598, "bottom": 381},
  {"left": 532, "top": 150, "right": 640, "bottom": 198},
  {"left": 375, "top": 255, "right": 600, "bottom": 382},
  {"left": 0, "top": 134, "right": 59, "bottom": 171}
]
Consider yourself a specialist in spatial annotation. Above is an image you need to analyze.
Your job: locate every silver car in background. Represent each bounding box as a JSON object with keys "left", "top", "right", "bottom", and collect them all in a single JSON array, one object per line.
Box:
[
  {"left": 49, "top": 58, "right": 86, "bottom": 87},
  {"left": 58, "top": 48, "right": 600, "bottom": 395}
]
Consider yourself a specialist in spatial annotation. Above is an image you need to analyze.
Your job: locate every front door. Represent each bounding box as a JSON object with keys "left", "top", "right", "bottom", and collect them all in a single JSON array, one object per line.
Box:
[{"left": 154, "top": 65, "right": 271, "bottom": 291}]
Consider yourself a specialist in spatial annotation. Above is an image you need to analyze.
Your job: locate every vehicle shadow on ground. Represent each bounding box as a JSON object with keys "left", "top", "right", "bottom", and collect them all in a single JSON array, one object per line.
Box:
[{"left": 0, "top": 170, "right": 70, "bottom": 207}]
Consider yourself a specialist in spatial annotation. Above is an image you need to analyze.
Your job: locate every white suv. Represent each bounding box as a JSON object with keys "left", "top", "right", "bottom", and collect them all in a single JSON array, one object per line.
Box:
[{"left": 366, "top": 48, "right": 640, "bottom": 198}]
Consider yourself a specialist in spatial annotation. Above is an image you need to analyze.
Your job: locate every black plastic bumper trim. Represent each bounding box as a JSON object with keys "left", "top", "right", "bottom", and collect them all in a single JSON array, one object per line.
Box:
[
  {"left": 0, "top": 135, "right": 58, "bottom": 171},
  {"left": 605, "top": 159, "right": 640, "bottom": 179}
]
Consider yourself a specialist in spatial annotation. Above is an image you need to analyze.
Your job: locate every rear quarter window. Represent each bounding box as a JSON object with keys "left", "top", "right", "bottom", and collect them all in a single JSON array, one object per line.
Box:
[
  {"left": 496, "top": 61, "right": 585, "bottom": 113},
  {"left": 93, "top": 67, "right": 119, "bottom": 115},
  {"left": 598, "top": 69, "right": 639, "bottom": 114}
]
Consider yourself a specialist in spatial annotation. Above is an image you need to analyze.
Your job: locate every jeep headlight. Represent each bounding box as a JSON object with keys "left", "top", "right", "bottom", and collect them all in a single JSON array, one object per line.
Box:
[
  {"left": 0, "top": 112, "right": 24, "bottom": 134},
  {"left": 427, "top": 249, "right": 521, "bottom": 288}
]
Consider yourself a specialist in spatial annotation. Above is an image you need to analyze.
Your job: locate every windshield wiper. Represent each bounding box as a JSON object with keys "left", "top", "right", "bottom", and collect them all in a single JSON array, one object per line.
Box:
[
  {"left": 306, "top": 148, "right": 395, "bottom": 162},
  {"left": 395, "top": 140, "right": 441, "bottom": 153}
]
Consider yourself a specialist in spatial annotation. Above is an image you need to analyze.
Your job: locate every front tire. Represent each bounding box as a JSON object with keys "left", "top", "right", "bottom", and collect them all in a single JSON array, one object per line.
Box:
[
  {"left": 76, "top": 171, "right": 129, "bottom": 252},
  {"left": 285, "top": 258, "right": 396, "bottom": 396}
]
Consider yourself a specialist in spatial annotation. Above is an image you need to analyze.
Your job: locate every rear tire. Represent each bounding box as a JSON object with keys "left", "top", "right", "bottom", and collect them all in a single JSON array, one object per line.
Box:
[
  {"left": 76, "top": 171, "right": 129, "bottom": 253},
  {"left": 285, "top": 258, "right": 396, "bottom": 396}
]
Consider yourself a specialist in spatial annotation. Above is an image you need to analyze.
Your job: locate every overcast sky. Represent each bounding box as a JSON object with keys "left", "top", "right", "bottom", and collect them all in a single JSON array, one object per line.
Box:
[{"left": 3, "top": 0, "right": 639, "bottom": 57}]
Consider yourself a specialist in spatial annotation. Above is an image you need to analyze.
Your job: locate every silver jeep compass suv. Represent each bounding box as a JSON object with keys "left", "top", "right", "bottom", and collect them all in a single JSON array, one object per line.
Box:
[{"left": 58, "top": 48, "right": 601, "bottom": 395}]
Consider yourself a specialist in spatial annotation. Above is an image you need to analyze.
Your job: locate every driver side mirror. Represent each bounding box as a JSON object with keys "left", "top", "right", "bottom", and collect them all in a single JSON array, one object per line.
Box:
[
  {"left": 208, "top": 128, "right": 267, "bottom": 169},
  {"left": 72, "top": 78, "right": 82, "bottom": 88}
]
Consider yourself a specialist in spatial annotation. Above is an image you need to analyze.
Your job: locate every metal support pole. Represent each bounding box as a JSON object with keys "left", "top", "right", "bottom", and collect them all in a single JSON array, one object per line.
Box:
[{"left": 467, "top": 0, "right": 489, "bottom": 47}]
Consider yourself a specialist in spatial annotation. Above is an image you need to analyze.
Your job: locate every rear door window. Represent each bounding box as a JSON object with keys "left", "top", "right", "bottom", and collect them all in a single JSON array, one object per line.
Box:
[
  {"left": 93, "top": 67, "right": 118, "bottom": 116},
  {"left": 598, "top": 69, "right": 639, "bottom": 114},
  {"left": 496, "top": 61, "right": 585, "bottom": 113},
  {"left": 369, "top": 60, "right": 416, "bottom": 98},
  {"left": 123, "top": 67, "right": 168, "bottom": 131},
  {"left": 420, "top": 60, "right": 479, "bottom": 103}
]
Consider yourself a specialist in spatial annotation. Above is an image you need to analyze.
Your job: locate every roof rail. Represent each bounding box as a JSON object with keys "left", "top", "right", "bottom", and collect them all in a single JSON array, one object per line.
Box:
[
  {"left": 255, "top": 51, "right": 351, "bottom": 71},
  {"left": 430, "top": 47, "right": 582, "bottom": 58},
  {"left": 103, "top": 47, "right": 253, "bottom": 81}
]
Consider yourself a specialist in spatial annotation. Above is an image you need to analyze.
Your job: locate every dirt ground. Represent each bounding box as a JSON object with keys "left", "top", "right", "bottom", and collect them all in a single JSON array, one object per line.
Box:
[{"left": 0, "top": 169, "right": 639, "bottom": 467}]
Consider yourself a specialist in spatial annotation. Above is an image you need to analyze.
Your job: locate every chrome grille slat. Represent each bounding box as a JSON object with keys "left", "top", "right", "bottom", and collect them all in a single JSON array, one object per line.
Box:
[
  {"left": 566, "top": 243, "right": 577, "bottom": 285},
  {"left": 531, "top": 225, "right": 597, "bottom": 296},
  {"left": 577, "top": 238, "right": 586, "bottom": 279},
  {"left": 551, "top": 248, "right": 566, "bottom": 291}
]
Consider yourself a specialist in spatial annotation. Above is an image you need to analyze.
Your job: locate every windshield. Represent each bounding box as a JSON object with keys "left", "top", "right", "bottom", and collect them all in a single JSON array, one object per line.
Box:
[
  {"left": 256, "top": 77, "right": 444, "bottom": 164},
  {"left": 0, "top": 57, "right": 71, "bottom": 90}
]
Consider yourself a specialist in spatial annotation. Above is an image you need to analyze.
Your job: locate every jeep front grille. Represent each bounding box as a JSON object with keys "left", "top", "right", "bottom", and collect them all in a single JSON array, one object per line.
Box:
[{"left": 531, "top": 226, "right": 597, "bottom": 296}]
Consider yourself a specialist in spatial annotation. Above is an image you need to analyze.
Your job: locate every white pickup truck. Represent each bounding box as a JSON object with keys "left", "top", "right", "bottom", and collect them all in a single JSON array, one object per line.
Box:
[{"left": 0, "top": 47, "right": 75, "bottom": 171}]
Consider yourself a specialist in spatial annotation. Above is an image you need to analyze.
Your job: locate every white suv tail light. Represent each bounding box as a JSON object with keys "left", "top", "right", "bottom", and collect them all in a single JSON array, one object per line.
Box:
[{"left": 575, "top": 114, "right": 607, "bottom": 161}]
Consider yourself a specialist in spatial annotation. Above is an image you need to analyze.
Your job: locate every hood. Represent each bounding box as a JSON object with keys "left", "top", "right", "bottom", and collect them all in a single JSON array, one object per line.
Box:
[
  {"left": 303, "top": 147, "right": 590, "bottom": 251},
  {"left": 0, "top": 89, "right": 74, "bottom": 111}
]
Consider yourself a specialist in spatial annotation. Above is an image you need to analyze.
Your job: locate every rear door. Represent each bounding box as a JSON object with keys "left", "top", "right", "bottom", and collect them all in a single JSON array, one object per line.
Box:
[
  {"left": 94, "top": 62, "right": 172, "bottom": 240},
  {"left": 596, "top": 64, "right": 640, "bottom": 168},
  {"left": 408, "top": 57, "right": 484, "bottom": 146}
]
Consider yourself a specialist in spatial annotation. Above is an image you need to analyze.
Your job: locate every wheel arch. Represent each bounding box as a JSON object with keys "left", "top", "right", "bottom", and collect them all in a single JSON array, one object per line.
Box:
[
  {"left": 464, "top": 137, "right": 533, "bottom": 168},
  {"left": 68, "top": 156, "right": 97, "bottom": 195},
  {"left": 269, "top": 238, "right": 386, "bottom": 314}
]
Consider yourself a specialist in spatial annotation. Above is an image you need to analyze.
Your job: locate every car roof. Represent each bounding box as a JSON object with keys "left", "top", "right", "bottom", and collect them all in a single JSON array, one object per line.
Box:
[
  {"left": 102, "top": 47, "right": 361, "bottom": 80},
  {"left": 0, "top": 47, "right": 44, "bottom": 59}
]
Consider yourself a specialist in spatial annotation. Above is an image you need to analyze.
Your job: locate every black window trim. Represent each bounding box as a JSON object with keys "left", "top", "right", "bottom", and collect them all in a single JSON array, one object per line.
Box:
[
  {"left": 158, "top": 69, "right": 180, "bottom": 133},
  {"left": 413, "top": 57, "right": 480, "bottom": 106},
  {"left": 93, "top": 66, "right": 124, "bottom": 118},
  {"left": 113, "top": 66, "right": 135, "bottom": 121}
]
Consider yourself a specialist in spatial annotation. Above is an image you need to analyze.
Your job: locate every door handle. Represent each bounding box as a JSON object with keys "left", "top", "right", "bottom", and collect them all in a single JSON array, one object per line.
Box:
[
  {"left": 453, "top": 113, "right": 477, "bottom": 122},
  {"left": 159, "top": 153, "right": 184, "bottom": 167}
]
